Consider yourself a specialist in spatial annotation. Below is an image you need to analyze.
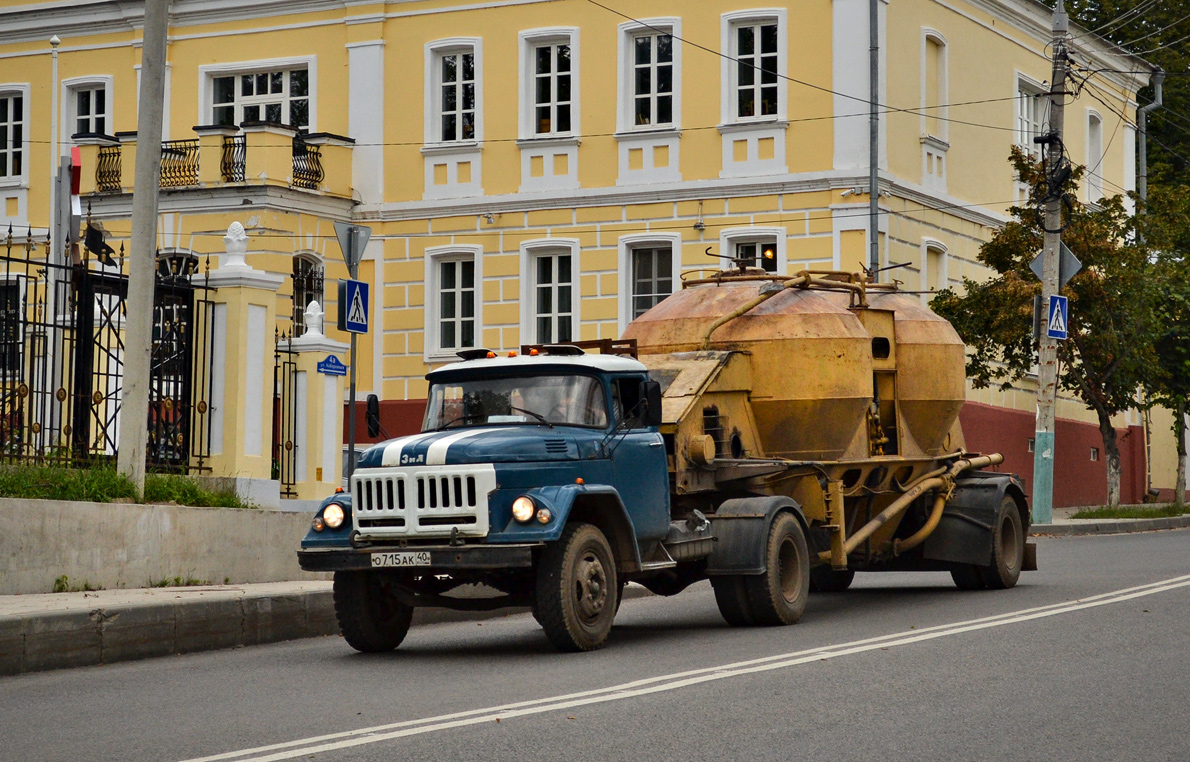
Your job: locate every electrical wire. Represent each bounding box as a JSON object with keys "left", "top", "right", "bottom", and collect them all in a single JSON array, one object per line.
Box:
[{"left": 1068, "top": 0, "right": 1161, "bottom": 42}]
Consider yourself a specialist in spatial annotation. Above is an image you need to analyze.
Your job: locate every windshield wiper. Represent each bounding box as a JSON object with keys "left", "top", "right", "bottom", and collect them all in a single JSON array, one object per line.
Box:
[
  {"left": 510, "top": 406, "right": 554, "bottom": 428},
  {"left": 434, "top": 412, "right": 484, "bottom": 431}
]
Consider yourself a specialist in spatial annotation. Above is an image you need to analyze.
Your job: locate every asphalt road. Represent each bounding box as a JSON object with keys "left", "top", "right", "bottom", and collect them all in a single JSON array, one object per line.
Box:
[{"left": 2, "top": 530, "right": 1188, "bottom": 762}]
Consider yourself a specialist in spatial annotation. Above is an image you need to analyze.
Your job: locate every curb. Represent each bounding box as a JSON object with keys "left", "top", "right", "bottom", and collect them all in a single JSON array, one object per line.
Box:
[
  {"left": 0, "top": 584, "right": 654, "bottom": 677},
  {"left": 1029, "top": 514, "right": 1190, "bottom": 537}
]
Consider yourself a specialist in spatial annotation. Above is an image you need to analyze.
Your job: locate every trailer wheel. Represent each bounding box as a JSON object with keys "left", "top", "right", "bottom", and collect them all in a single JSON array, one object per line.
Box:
[
  {"left": 745, "top": 512, "right": 810, "bottom": 626},
  {"left": 981, "top": 495, "right": 1025, "bottom": 589},
  {"left": 333, "top": 571, "right": 414, "bottom": 653},
  {"left": 711, "top": 576, "right": 755, "bottom": 626},
  {"left": 809, "top": 566, "right": 855, "bottom": 593},
  {"left": 949, "top": 565, "right": 986, "bottom": 590},
  {"left": 535, "top": 522, "right": 618, "bottom": 652}
]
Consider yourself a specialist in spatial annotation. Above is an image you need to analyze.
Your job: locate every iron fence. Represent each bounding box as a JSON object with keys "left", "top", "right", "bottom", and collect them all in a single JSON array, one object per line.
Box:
[
  {"left": 96, "top": 146, "right": 122, "bottom": 192},
  {"left": 159, "top": 139, "right": 200, "bottom": 188},
  {"left": 291, "top": 136, "right": 323, "bottom": 190},
  {"left": 0, "top": 226, "right": 215, "bottom": 472},
  {"left": 221, "top": 134, "right": 246, "bottom": 183},
  {"left": 272, "top": 330, "right": 298, "bottom": 498}
]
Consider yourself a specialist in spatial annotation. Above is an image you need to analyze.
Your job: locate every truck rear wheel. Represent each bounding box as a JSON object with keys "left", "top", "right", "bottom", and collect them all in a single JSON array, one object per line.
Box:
[
  {"left": 745, "top": 512, "right": 810, "bottom": 626},
  {"left": 981, "top": 496, "right": 1025, "bottom": 589},
  {"left": 809, "top": 566, "right": 855, "bottom": 593},
  {"left": 333, "top": 571, "right": 414, "bottom": 653},
  {"left": 711, "top": 576, "right": 755, "bottom": 626},
  {"left": 535, "top": 522, "right": 618, "bottom": 652}
]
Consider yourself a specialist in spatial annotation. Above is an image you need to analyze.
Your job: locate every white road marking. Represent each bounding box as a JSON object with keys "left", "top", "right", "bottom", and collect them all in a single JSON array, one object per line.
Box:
[{"left": 181, "top": 574, "right": 1190, "bottom": 762}]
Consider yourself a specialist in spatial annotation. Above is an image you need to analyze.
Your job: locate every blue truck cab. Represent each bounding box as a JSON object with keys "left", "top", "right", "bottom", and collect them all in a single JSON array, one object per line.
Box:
[{"left": 297, "top": 345, "right": 672, "bottom": 652}]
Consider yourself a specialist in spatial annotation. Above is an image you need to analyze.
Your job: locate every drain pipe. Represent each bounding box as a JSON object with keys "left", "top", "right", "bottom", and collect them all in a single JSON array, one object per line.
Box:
[{"left": 1138, "top": 69, "right": 1164, "bottom": 213}]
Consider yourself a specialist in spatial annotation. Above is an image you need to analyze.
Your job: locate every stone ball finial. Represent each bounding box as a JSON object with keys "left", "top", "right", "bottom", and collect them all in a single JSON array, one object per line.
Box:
[
  {"left": 223, "top": 221, "right": 249, "bottom": 268},
  {"left": 303, "top": 300, "right": 325, "bottom": 338}
]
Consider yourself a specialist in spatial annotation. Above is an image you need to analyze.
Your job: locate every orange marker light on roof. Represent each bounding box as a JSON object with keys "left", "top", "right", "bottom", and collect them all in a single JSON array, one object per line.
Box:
[
  {"left": 486, "top": 351, "right": 496, "bottom": 358},
  {"left": 529, "top": 348, "right": 539, "bottom": 356},
  {"left": 576, "top": 477, "right": 584, "bottom": 485},
  {"left": 508, "top": 351, "right": 518, "bottom": 357},
  {"left": 335, "top": 487, "right": 344, "bottom": 493}
]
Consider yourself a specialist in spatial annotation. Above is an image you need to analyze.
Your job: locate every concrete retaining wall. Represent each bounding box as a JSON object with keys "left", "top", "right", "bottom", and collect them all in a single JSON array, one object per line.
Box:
[{"left": 0, "top": 498, "right": 328, "bottom": 595}]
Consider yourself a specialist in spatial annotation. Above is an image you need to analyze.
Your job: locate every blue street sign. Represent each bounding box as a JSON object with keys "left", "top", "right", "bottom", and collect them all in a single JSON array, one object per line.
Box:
[
  {"left": 340, "top": 279, "right": 370, "bottom": 334},
  {"left": 316, "top": 355, "right": 347, "bottom": 376},
  {"left": 1047, "top": 294, "right": 1068, "bottom": 340}
]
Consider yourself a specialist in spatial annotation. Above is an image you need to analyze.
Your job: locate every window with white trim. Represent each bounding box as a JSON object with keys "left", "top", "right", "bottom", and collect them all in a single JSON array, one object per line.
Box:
[
  {"left": 735, "top": 239, "right": 777, "bottom": 272},
  {"left": 631, "top": 32, "right": 673, "bottom": 128},
  {"left": 435, "top": 47, "right": 476, "bottom": 142},
  {"left": 1086, "top": 111, "right": 1104, "bottom": 201},
  {"left": 212, "top": 68, "right": 309, "bottom": 131},
  {"left": 731, "top": 19, "right": 779, "bottom": 120},
  {"left": 1016, "top": 79, "right": 1046, "bottom": 159},
  {"left": 532, "top": 41, "right": 573, "bottom": 135},
  {"left": 532, "top": 249, "right": 573, "bottom": 343},
  {"left": 630, "top": 244, "right": 673, "bottom": 319},
  {"left": 923, "top": 243, "right": 946, "bottom": 294},
  {"left": 923, "top": 35, "right": 946, "bottom": 141},
  {"left": 73, "top": 85, "right": 107, "bottom": 135},
  {"left": 0, "top": 93, "right": 23, "bottom": 179},
  {"left": 436, "top": 256, "right": 477, "bottom": 352}
]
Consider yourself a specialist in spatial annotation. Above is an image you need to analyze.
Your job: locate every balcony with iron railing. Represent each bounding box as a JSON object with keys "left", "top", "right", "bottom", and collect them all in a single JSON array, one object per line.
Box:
[{"left": 74, "top": 123, "right": 353, "bottom": 198}]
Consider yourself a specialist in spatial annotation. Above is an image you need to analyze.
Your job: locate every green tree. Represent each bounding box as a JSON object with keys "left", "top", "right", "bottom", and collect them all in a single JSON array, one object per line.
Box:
[
  {"left": 1063, "top": 0, "right": 1190, "bottom": 189},
  {"left": 932, "top": 148, "right": 1160, "bottom": 506},
  {"left": 1139, "top": 185, "right": 1190, "bottom": 506}
]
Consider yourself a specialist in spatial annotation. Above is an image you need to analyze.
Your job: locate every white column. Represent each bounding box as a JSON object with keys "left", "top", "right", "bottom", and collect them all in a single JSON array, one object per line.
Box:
[{"left": 347, "top": 40, "right": 386, "bottom": 206}]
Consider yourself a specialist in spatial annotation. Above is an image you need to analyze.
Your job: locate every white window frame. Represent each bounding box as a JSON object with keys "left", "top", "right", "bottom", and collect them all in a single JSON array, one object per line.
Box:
[
  {"left": 617, "top": 233, "right": 681, "bottom": 333},
  {"left": 616, "top": 18, "right": 682, "bottom": 134},
  {"left": 0, "top": 85, "right": 30, "bottom": 185},
  {"left": 519, "top": 238, "right": 580, "bottom": 345},
  {"left": 291, "top": 251, "right": 324, "bottom": 336},
  {"left": 518, "top": 28, "right": 580, "bottom": 141},
  {"left": 920, "top": 238, "right": 949, "bottom": 304},
  {"left": 1086, "top": 109, "right": 1104, "bottom": 202},
  {"left": 198, "top": 57, "right": 317, "bottom": 131},
  {"left": 62, "top": 76, "right": 113, "bottom": 142},
  {"left": 720, "top": 9, "right": 788, "bottom": 125},
  {"left": 719, "top": 227, "right": 786, "bottom": 273},
  {"left": 1015, "top": 73, "right": 1047, "bottom": 159},
  {"left": 425, "top": 244, "right": 483, "bottom": 362},
  {"left": 920, "top": 30, "right": 948, "bottom": 142},
  {"left": 424, "top": 38, "right": 483, "bottom": 147}
]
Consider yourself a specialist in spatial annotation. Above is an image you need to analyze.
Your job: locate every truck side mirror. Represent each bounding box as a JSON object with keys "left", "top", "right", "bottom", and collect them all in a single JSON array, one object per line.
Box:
[
  {"left": 640, "top": 380, "right": 663, "bottom": 427},
  {"left": 366, "top": 394, "right": 381, "bottom": 438}
]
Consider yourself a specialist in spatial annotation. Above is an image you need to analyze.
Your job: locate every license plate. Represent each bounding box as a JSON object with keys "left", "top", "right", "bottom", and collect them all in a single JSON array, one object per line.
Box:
[{"left": 371, "top": 551, "right": 432, "bottom": 568}]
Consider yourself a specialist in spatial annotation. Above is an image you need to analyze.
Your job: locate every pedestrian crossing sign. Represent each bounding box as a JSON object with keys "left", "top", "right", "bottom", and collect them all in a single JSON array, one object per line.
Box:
[
  {"left": 1047, "top": 294, "right": 1068, "bottom": 340},
  {"left": 338, "top": 279, "right": 370, "bottom": 334}
]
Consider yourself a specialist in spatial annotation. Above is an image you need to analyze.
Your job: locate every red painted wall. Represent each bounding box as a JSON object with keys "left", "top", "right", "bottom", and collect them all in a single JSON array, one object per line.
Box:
[
  {"left": 344, "top": 398, "right": 427, "bottom": 446},
  {"left": 960, "top": 401, "right": 1146, "bottom": 507}
]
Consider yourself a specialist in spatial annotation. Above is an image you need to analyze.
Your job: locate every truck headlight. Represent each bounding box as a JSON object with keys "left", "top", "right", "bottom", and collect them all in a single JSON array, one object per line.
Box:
[
  {"left": 323, "top": 504, "right": 346, "bottom": 529},
  {"left": 511, "top": 496, "right": 535, "bottom": 523}
]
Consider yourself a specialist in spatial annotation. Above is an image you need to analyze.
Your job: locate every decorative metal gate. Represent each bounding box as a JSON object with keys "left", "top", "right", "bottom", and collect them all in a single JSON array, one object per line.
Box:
[
  {"left": 272, "top": 330, "right": 298, "bottom": 498},
  {"left": 0, "top": 226, "right": 215, "bottom": 472}
]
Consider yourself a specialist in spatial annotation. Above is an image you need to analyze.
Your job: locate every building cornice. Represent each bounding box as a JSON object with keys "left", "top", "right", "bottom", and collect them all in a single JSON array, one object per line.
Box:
[
  {"left": 82, "top": 183, "right": 356, "bottom": 221},
  {"left": 362, "top": 170, "right": 1009, "bottom": 230}
]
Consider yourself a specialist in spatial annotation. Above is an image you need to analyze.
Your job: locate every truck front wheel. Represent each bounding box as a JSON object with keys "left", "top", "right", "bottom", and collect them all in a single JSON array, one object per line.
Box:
[
  {"left": 745, "top": 512, "right": 810, "bottom": 626},
  {"left": 535, "top": 522, "right": 618, "bottom": 652},
  {"left": 333, "top": 571, "right": 414, "bottom": 653}
]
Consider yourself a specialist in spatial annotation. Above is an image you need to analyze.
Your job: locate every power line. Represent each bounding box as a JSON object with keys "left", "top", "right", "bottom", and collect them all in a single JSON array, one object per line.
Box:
[{"left": 1068, "top": 0, "right": 1161, "bottom": 42}]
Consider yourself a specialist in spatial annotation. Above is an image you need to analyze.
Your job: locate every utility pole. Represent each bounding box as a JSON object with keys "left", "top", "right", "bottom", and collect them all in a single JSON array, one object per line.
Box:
[
  {"left": 1032, "top": 0, "right": 1069, "bottom": 525},
  {"left": 868, "top": 0, "right": 880, "bottom": 280},
  {"left": 118, "top": 0, "right": 170, "bottom": 496}
]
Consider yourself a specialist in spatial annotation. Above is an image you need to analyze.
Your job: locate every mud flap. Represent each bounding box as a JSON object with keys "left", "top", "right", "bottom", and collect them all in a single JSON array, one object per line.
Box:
[
  {"left": 706, "top": 496, "right": 806, "bottom": 576},
  {"left": 922, "top": 471, "right": 1027, "bottom": 567}
]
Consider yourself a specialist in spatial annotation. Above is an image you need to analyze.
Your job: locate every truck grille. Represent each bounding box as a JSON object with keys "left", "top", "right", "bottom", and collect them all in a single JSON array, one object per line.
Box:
[{"left": 351, "top": 464, "right": 495, "bottom": 539}]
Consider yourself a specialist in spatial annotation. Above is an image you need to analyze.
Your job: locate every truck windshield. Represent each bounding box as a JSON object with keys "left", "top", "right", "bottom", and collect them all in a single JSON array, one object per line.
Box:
[{"left": 423, "top": 374, "right": 609, "bottom": 430}]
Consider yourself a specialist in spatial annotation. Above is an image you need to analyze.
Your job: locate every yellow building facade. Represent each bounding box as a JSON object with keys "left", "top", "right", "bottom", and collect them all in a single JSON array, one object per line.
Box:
[{"left": 0, "top": 0, "right": 1175, "bottom": 505}]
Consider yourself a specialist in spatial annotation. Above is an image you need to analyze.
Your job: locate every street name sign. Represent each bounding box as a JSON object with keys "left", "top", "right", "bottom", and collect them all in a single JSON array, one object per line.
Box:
[{"left": 317, "top": 355, "right": 348, "bottom": 376}]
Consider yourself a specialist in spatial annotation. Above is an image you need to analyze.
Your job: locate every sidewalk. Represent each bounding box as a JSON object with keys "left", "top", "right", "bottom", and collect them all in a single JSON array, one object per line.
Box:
[{"left": 2, "top": 511, "right": 1186, "bottom": 677}]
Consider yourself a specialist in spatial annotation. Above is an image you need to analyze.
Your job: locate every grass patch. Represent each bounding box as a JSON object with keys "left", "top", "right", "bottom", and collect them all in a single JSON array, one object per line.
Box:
[
  {"left": 52, "top": 575, "right": 103, "bottom": 593},
  {"left": 148, "top": 575, "right": 210, "bottom": 588},
  {"left": 0, "top": 464, "right": 251, "bottom": 508},
  {"left": 1070, "top": 504, "right": 1189, "bottom": 519}
]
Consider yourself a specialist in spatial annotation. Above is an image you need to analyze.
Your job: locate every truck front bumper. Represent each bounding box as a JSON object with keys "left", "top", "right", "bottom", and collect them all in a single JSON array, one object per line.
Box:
[{"left": 297, "top": 543, "right": 541, "bottom": 572}]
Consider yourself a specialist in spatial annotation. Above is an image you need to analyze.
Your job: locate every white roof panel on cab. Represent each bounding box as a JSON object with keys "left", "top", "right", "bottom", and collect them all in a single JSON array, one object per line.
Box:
[{"left": 427, "top": 353, "right": 647, "bottom": 378}]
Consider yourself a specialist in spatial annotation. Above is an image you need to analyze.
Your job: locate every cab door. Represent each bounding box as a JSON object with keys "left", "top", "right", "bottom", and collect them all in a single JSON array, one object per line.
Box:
[{"left": 609, "top": 376, "right": 670, "bottom": 541}]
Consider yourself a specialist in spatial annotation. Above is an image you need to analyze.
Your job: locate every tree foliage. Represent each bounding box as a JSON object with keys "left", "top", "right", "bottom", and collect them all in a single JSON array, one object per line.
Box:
[{"left": 932, "top": 148, "right": 1160, "bottom": 504}]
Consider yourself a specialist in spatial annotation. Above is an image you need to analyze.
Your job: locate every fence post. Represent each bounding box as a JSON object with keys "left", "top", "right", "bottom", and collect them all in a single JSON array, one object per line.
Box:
[
  {"left": 195, "top": 221, "right": 285, "bottom": 508},
  {"left": 193, "top": 125, "right": 237, "bottom": 186},
  {"left": 282, "top": 300, "right": 348, "bottom": 502}
]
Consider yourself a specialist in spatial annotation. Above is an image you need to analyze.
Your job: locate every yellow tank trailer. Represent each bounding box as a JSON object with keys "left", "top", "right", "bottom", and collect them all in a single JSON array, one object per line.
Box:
[{"left": 623, "top": 267, "right": 1034, "bottom": 599}]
